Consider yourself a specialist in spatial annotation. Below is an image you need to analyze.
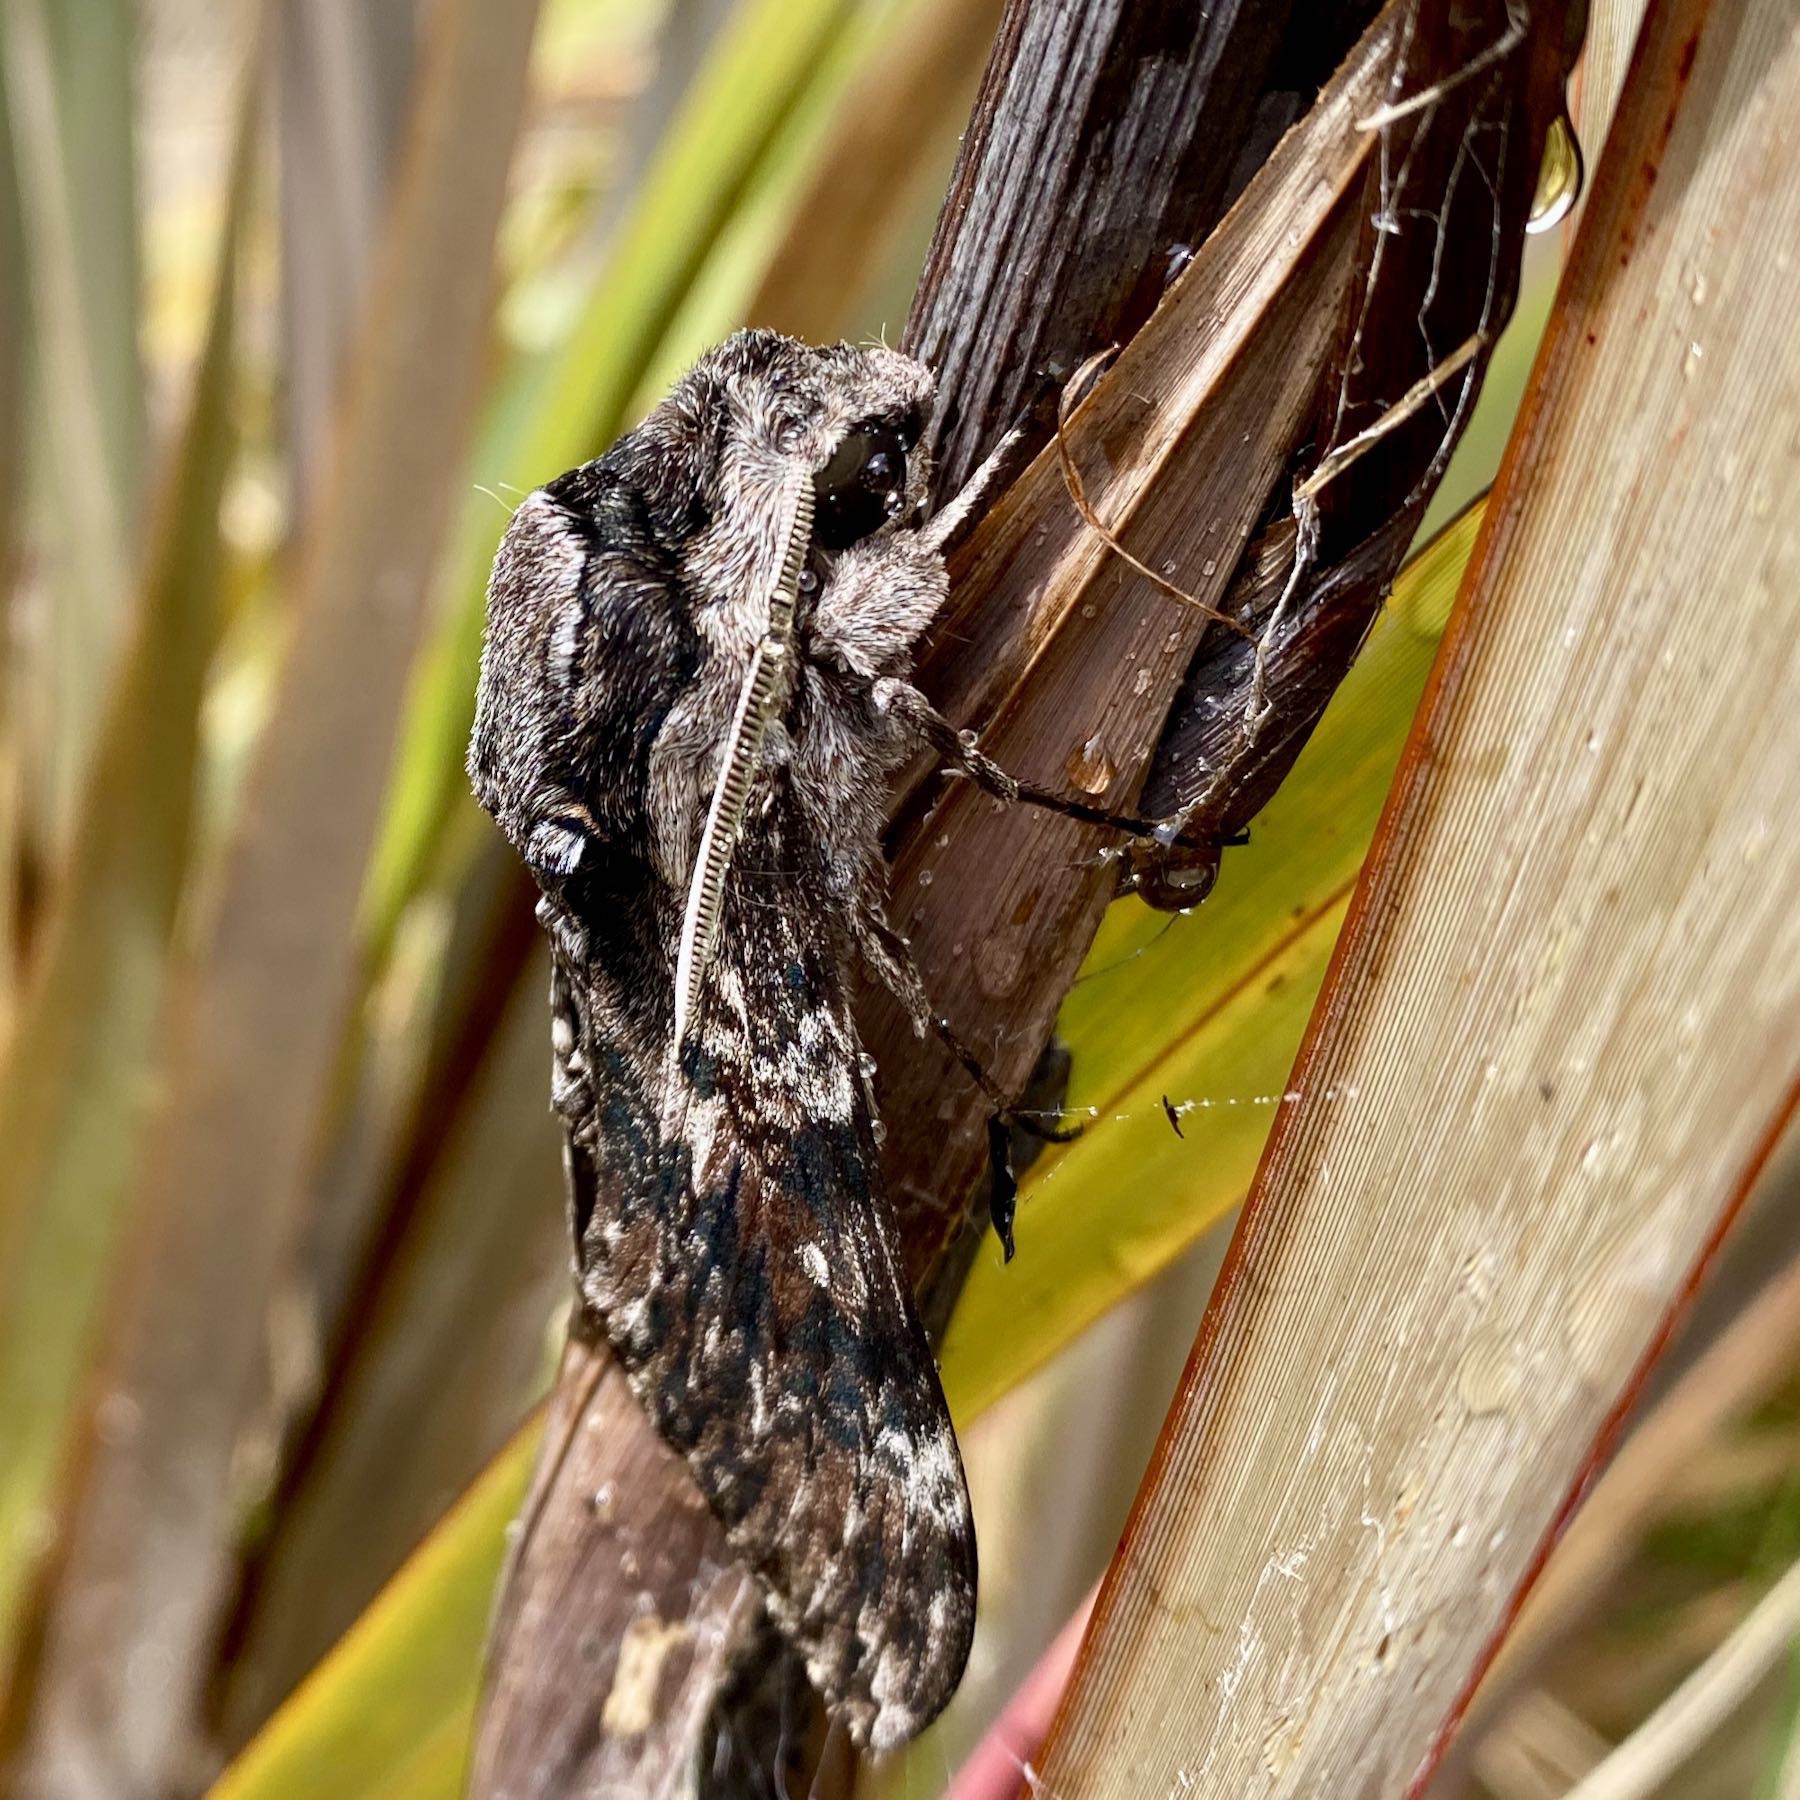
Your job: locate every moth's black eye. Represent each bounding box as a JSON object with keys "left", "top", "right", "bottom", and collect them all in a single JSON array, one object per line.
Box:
[{"left": 813, "top": 425, "right": 908, "bottom": 553}]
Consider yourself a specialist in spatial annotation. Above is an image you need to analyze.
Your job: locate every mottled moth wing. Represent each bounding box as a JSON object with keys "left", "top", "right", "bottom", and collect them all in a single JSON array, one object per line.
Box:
[
  {"left": 556, "top": 813, "right": 974, "bottom": 1751},
  {"left": 469, "top": 332, "right": 976, "bottom": 1751}
]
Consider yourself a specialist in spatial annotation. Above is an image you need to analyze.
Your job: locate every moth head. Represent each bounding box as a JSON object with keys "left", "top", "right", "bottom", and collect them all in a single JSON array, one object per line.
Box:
[
  {"left": 683, "top": 331, "right": 930, "bottom": 493},
  {"left": 644, "top": 332, "right": 936, "bottom": 627},
  {"left": 796, "top": 344, "right": 931, "bottom": 555}
]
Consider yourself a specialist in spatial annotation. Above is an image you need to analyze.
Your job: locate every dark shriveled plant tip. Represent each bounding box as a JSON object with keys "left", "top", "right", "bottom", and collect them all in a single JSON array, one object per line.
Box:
[{"left": 1137, "top": 0, "right": 1589, "bottom": 861}]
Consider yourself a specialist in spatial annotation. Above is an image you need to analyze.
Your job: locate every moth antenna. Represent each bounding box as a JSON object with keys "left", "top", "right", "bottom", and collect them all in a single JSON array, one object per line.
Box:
[{"left": 673, "top": 482, "right": 816, "bottom": 1047}]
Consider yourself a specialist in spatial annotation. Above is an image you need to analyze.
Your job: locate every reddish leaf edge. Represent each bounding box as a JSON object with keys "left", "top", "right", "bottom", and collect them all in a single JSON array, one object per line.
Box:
[{"left": 945, "top": 1586, "right": 1097, "bottom": 1800}]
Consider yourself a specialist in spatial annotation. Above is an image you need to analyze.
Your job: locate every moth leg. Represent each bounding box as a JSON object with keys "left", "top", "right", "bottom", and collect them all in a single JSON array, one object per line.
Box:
[
  {"left": 870, "top": 676, "right": 1207, "bottom": 851},
  {"left": 853, "top": 890, "right": 1078, "bottom": 1149},
  {"left": 935, "top": 1012, "right": 1080, "bottom": 1149},
  {"left": 851, "top": 888, "right": 934, "bottom": 1039},
  {"left": 853, "top": 893, "right": 1068, "bottom": 1264}
]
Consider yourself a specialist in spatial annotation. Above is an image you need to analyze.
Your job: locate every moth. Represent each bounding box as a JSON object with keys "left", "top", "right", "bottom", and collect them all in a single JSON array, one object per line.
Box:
[{"left": 469, "top": 329, "right": 1179, "bottom": 1749}]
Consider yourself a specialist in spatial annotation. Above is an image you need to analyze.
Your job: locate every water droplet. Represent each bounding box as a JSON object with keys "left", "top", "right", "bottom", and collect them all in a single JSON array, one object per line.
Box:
[
  {"left": 797, "top": 568, "right": 818, "bottom": 593},
  {"left": 973, "top": 936, "right": 1025, "bottom": 999},
  {"left": 1458, "top": 1247, "right": 1497, "bottom": 1305},
  {"left": 1065, "top": 733, "right": 1116, "bottom": 795},
  {"left": 1456, "top": 1332, "right": 1519, "bottom": 1416},
  {"left": 1132, "top": 667, "right": 1152, "bottom": 697},
  {"left": 1527, "top": 110, "right": 1584, "bottom": 234},
  {"left": 95, "top": 1391, "right": 143, "bottom": 1446},
  {"left": 1262, "top": 1713, "right": 1303, "bottom": 1775}
]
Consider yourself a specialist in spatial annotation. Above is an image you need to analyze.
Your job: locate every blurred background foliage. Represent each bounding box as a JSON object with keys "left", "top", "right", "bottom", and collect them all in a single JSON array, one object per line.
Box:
[{"left": 0, "top": 1, "right": 1793, "bottom": 1796}]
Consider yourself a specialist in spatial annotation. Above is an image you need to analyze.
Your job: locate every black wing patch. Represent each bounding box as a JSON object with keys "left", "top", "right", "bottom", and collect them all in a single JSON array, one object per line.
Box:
[{"left": 469, "top": 460, "right": 698, "bottom": 891}]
